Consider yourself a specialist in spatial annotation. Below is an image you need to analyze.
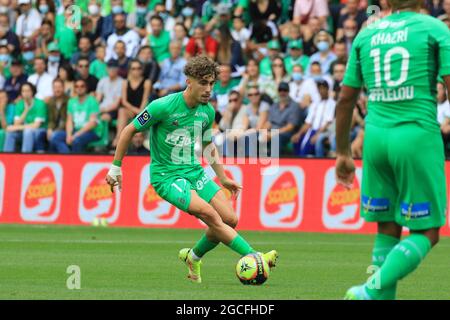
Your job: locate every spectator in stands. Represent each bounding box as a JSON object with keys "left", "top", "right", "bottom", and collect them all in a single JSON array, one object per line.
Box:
[
  {"left": 217, "top": 90, "right": 247, "bottom": 156},
  {"left": 438, "top": 81, "right": 450, "bottom": 144},
  {"left": 291, "top": 80, "right": 336, "bottom": 156},
  {"left": 114, "top": 59, "right": 150, "bottom": 147},
  {"left": 238, "top": 58, "right": 264, "bottom": 99},
  {"left": 0, "top": 89, "right": 14, "bottom": 150},
  {"left": 293, "top": 0, "right": 329, "bottom": 28},
  {"left": 259, "top": 40, "right": 282, "bottom": 77},
  {"left": 0, "top": 13, "right": 20, "bottom": 56},
  {"left": 215, "top": 24, "right": 245, "bottom": 74},
  {"left": 136, "top": 45, "right": 160, "bottom": 85},
  {"left": 261, "top": 82, "right": 302, "bottom": 151},
  {"left": 178, "top": 0, "right": 200, "bottom": 33},
  {"left": 438, "top": 0, "right": 450, "bottom": 21},
  {"left": 213, "top": 64, "right": 240, "bottom": 114},
  {"left": 333, "top": 40, "right": 348, "bottom": 64},
  {"left": 231, "top": 14, "right": 250, "bottom": 51},
  {"left": 105, "top": 12, "right": 140, "bottom": 61},
  {"left": 127, "top": 0, "right": 150, "bottom": 38},
  {"left": 35, "top": 19, "right": 54, "bottom": 58},
  {"left": 0, "top": 44, "right": 9, "bottom": 86},
  {"left": 151, "top": 2, "right": 176, "bottom": 34},
  {"left": 75, "top": 57, "right": 98, "bottom": 94},
  {"left": 96, "top": 59, "right": 123, "bottom": 123},
  {"left": 16, "top": 0, "right": 42, "bottom": 42},
  {"left": 308, "top": 61, "right": 333, "bottom": 85},
  {"left": 204, "top": 1, "right": 233, "bottom": 33},
  {"left": 70, "top": 36, "right": 96, "bottom": 68},
  {"left": 101, "top": 0, "right": 125, "bottom": 41},
  {"left": 427, "top": 0, "right": 445, "bottom": 17},
  {"left": 128, "top": 131, "right": 148, "bottom": 155},
  {"left": 112, "top": 40, "right": 130, "bottom": 79},
  {"left": 173, "top": 22, "right": 189, "bottom": 51},
  {"left": 58, "top": 78, "right": 101, "bottom": 153},
  {"left": 336, "top": 0, "right": 367, "bottom": 37},
  {"left": 4, "top": 59, "right": 27, "bottom": 103},
  {"left": 308, "top": 31, "right": 337, "bottom": 76},
  {"left": 153, "top": 41, "right": 186, "bottom": 98},
  {"left": 58, "top": 63, "right": 75, "bottom": 97},
  {"left": 245, "top": 19, "right": 274, "bottom": 61},
  {"left": 185, "top": 23, "right": 218, "bottom": 61},
  {"left": 87, "top": 0, "right": 105, "bottom": 46},
  {"left": 54, "top": 4, "right": 78, "bottom": 61},
  {"left": 3, "top": 82, "right": 47, "bottom": 153},
  {"left": 89, "top": 45, "right": 108, "bottom": 81},
  {"left": 47, "top": 42, "right": 62, "bottom": 79},
  {"left": 339, "top": 18, "right": 357, "bottom": 52},
  {"left": 142, "top": 15, "right": 171, "bottom": 64},
  {"left": 289, "top": 64, "right": 320, "bottom": 109},
  {"left": 47, "top": 78, "right": 69, "bottom": 153},
  {"left": 37, "top": 0, "right": 56, "bottom": 25},
  {"left": 248, "top": 0, "right": 281, "bottom": 24},
  {"left": 261, "top": 56, "right": 292, "bottom": 103},
  {"left": 28, "top": 57, "right": 54, "bottom": 102},
  {"left": 240, "top": 85, "right": 270, "bottom": 156},
  {"left": 284, "top": 39, "right": 310, "bottom": 75},
  {"left": 330, "top": 61, "right": 346, "bottom": 99}
]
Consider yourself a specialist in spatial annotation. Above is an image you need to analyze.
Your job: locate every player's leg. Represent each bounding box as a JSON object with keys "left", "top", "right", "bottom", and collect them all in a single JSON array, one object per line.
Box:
[
  {"left": 345, "top": 124, "right": 401, "bottom": 300},
  {"left": 363, "top": 124, "right": 447, "bottom": 300}
]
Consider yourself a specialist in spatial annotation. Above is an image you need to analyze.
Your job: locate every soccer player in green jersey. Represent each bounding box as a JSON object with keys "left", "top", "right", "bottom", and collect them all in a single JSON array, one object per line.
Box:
[
  {"left": 105, "top": 55, "right": 278, "bottom": 283},
  {"left": 335, "top": 0, "right": 450, "bottom": 300}
]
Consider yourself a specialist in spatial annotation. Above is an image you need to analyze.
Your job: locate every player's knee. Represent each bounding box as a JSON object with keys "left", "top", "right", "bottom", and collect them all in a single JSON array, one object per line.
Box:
[
  {"left": 196, "top": 205, "right": 221, "bottom": 227},
  {"left": 224, "top": 215, "right": 238, "bottom": 228}
]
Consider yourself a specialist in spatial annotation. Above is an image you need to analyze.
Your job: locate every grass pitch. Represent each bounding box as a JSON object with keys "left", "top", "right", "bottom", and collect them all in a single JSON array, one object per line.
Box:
[{"left": 0, "top": 224, "right": 449, "bottom": 300}]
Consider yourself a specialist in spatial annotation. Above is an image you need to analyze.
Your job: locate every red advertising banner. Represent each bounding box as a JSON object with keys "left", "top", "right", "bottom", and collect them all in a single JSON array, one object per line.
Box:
[{"left": 0, "top": 154, "right": 449, "bottom": 236}]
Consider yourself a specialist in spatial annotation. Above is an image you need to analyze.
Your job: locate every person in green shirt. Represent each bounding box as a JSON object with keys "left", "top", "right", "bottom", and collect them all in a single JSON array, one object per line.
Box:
[
  {"left": 284, "top": 40, "right": 310, "bottom": 75},
  {"left": 51, "top": 79, "right": 100, "bottom": 153},
  {"left": 259, "top": 40, "right": 281, "bottom": 77},
  {"left": 54, "top": 7, "right": 79, "bottom": 60},
  {"left": 105, "top": 55, "right": 278, "bottom": 284},
  {"left": 89, "top": 45, "right": 108, "bottom": 80},
  {"left": 145, "top": 15, "right": 171, "bottom": 63},
  {"left": 336, "top": 0, "right": 450, "bottom": 300},
  {"left": 212, "top": 64, "right": 240, "bottom": 114},
  {"left": 3, "top": 82, "right": 48, "bottom": 153}
]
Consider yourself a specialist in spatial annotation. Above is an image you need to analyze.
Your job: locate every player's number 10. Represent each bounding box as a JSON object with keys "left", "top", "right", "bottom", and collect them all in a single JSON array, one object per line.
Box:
[{"left": 370, "top": 47, "right": 410, "bottom": 88}]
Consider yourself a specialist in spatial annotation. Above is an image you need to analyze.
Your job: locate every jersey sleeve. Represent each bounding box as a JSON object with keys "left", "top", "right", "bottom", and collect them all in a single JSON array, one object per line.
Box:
[
  {"left": 343, "top": 35, "right": 363, "bottom": 88},
  {"left": 435, "top": 20, "right": 450, "bottom": 77},
  {"left": 132, "top": 99, "right": 166, "bottom": 132}
]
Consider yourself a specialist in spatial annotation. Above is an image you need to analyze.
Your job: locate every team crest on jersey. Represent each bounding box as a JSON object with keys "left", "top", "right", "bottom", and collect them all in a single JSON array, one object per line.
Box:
[{"left": 137, "top": 110, "right": 151, "bottom": 125}]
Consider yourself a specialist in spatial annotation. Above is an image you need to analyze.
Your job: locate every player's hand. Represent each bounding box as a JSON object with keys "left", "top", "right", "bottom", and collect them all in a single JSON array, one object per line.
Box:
[
  {"left": 335, "top": 154, "right": 355, "bottom": 189},
  {"left": 106, "top": 164, "right": 122, "bottom": 193},
  {"left": 220, "top": 178, "right": 242, "bottom": 200}
]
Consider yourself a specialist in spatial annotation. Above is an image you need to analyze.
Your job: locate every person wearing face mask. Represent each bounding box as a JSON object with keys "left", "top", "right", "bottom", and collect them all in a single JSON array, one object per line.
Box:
[
  {"left": 289, "top": 64, "right": 320, "bottom": 110},
  {"left": 87, "top": 0, "right": 105, "bottom": 46},
  {"left": 37, "top": 0, "right": 56, "bottom": 25},
  {"left": 101, "top": 0, "right": 126, "bottom": 41},
  {"left": 336, "top": 0, "right": 367, "bottom": 40},
  {"left": 126, "top": 0, "right": 150, "bottom": 38},
  {"left": 0, "top": 44, "right": 10, "bottom": 79},
  {"left": 15, "top": 0, "right": 43, "bottom": 42},
  {"left": 47, "top": 42, "right": 62, "bottom": 78},
  {"left": 0, "top": 13, "right": 20, "bottom": 56},
  {"left": 307, "top": 30, "right": 337, "bottom": 76},
  {"left": 178, "top": 2, "right": 200, "bottom": 32}
]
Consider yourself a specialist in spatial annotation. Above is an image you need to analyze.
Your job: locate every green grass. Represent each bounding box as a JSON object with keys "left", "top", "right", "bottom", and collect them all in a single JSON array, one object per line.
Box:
[{"left": 0, "top": 224, "right": 449, "bottom": 300}]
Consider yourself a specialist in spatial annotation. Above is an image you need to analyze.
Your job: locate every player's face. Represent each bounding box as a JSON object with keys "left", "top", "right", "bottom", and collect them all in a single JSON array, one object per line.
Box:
[{"left": 190, "top": 75, "right": 215, "bottom": 104}]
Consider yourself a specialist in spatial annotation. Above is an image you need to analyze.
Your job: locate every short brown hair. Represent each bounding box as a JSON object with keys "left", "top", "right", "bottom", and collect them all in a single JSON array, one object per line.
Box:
[
  {"left": 184, "top": 55, "right": 219, "bottom": 81},
  {"left": 388, "top": 0, "right": 422, "bottom": 10}
]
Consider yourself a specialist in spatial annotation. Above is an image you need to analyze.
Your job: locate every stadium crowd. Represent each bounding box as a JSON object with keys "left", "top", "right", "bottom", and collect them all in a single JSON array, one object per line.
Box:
[{"left": 0, "top": 0, "right": 449, "bottom": 158}]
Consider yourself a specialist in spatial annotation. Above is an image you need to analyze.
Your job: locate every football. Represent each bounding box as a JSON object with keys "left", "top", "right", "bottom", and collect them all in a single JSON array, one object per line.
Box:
[{"left": 236, "top": 253, "right": 269, "bottom": 285}]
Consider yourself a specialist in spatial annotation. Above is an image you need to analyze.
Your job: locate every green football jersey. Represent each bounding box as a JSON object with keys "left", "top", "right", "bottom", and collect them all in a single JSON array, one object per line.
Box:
[
  {"left": 68, "top": 95, "right": 102, "bottom": 137},
  {"left": 343, "top": 12, "right": 450, "bottom": 132},
  {"left": 14, "top": 98, "right": 48, "bottom": 128},
  {"left": 132, "top": 92, "right": 216, "bottom": 183}
]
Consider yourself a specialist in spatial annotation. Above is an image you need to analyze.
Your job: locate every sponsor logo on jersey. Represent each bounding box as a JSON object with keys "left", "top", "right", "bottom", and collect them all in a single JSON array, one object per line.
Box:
[
  {"left": 362, "top": 196, "right": 390, "bottom": 213},
  {"left": 0, "top": 162, "right": 5, "bottom": 217},
  {"left": 138, "top": 164, "right": 180, "bottom": 225},
  {"left": 20, "top": 162, "right": 62, "bottom": 222},
  {"left": 137, "top": 110, "right": 151, "bottom": 126},
  {"left": 79, "top": 163, "right": 120, "bottom": 224},
  {"left": 260, "top": 166, "right": 304, "bottom": 228},
  {"left": 322, "top": 167, "right": 364, "bottom": 230}
]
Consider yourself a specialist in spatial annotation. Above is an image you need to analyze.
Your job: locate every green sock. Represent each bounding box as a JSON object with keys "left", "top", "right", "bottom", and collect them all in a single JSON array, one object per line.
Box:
[
  {"left": 369, "top": 233, "right": 400, "bottom": 300},
  {"left": 226, "top": 234, "right": 256, "bottom": 256},
  {"left": 366, "top": 233, "right": 431, "bottom": 300},
  {"left": 192, "top": 234, "right": 219, "bottom": 258}
]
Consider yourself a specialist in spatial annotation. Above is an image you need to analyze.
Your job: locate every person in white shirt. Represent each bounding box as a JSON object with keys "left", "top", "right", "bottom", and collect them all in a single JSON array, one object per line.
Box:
[
  {"left": 291, "top": 79, "right": 336, "bottom": 156},
  {"left": 105, "top": 13, "right": 140, "bottom": 62},
  {"left": 289, "top": 64, "right": 320, "bottom": 111},
  {"left": 15, "top": 0, "right": 42, "bottom": 40},
  {"left": 231, "top": 15, "right": 250, "bottom": 50},
  {"left": 27, "top": 57, "right": 54, "bottom": 102}
]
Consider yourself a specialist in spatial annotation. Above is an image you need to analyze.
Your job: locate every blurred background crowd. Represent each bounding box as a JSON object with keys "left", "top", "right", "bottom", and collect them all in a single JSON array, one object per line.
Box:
[{"left": 0, "top": 0, "right": 449, "bottom": 158}]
